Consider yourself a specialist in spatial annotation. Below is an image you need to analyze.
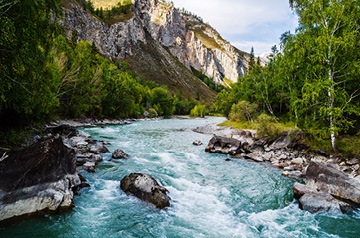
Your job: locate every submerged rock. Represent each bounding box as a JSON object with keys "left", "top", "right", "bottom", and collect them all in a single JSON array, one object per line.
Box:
[
  {"left": 120, "top": 173, "right": 170, "bottom": 209},
  {"left": 0, "top": 136, "right": 81, "bottom": 223}
]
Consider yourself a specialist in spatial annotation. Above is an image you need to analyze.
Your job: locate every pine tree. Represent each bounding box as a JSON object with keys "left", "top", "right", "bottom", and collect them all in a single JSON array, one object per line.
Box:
[{"left": 248, "top": 47, "right": 256, "bottom": 71}]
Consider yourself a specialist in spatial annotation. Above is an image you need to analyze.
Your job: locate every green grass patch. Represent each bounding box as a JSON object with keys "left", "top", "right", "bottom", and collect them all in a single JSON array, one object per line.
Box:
[
  {"left": 218, "top": 120, "right": 257, "bottom": 130},
  {"left": 219, "top": 118, "right": 296, "bottom": 141},
  {"left": 91, "top": 0, "right": 131, "bottom": 9},
  {"left": 337, "top": 135, "right": 360, "bottom": 159},
  {"left": 192, "top": 28, "right": 223, "bottom": 50},
  {"left": 103, "top": 11, "right": 134, "bottom": 24}
]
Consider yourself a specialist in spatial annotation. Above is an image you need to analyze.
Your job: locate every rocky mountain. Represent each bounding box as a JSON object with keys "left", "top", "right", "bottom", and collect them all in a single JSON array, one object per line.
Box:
[{"left": 61, "top": 0, "right": 249, "bottom": 99}]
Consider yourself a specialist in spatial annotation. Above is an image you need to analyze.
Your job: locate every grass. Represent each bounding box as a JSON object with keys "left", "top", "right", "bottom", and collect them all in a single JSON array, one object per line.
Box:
[
  {"left": 90, "top": 0, "right": 130, "bottom": 9},
  {"left": 103, "top": 12, "right": 134, "bottom": 24},
  {"left": 306, "top": 134, "right": 360, "bottom": 159},
  {"left": 192, "top": 27, "right": 223, "bottom": 50},
  {"left": 219, "top": 118, "right": 297, "bottom": 142},
  {"left": 219, "top": 120, "right": 257, "bottom": 130},
  {"left": 337, "top": 135, "right": 360, "bottom": 159},
  {"left": 221, "top": 119, "right": 360, "bottom": 159}
]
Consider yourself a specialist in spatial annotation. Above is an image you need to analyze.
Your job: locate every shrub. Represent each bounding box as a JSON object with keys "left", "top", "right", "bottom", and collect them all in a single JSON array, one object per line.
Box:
[
  {"left": 228, "top": 101, "right": 258, "bottom": 123},
  {"left": 256, "top": 113, "right": 282, "bottom": 141},
  {"left": 190, "top": 104, "right": 206, "bottom": 118},
  {"left": 146, "top": 108, "right": 158, "bottom": 118}
]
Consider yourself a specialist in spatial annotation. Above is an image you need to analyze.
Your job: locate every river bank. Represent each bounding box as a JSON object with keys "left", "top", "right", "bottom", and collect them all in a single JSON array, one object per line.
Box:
[
  {"left": 1, "top": 117, "right": 360, "bottom": 237},
  {"left": 195, "top": 123, "right": 360, "bottom": 213}
]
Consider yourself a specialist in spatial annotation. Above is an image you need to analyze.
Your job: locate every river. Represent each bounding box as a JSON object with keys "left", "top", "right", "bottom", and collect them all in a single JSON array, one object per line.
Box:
[{"left": 1, "top": 117, "right": 360, "bottom": 237}]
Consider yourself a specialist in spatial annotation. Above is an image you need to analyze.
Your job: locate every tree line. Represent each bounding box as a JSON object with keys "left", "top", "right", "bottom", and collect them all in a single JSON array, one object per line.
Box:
[
  {"left": 0, "top": 0, "right": 196, "bottom": 132},
  {"left": 216, "top": 0, "right": 360, "bottom": 151}
]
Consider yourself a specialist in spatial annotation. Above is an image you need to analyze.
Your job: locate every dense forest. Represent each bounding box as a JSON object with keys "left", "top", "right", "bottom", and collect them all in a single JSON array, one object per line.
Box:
[
  {"left": 0, "top": 0, "right": 359, "bottom": 154},
  {"left": 0, "top": 0, "right": 196, "bottom": 133},
  {"left": 216, "top": 0, "right": 360, "bottom": 153}
]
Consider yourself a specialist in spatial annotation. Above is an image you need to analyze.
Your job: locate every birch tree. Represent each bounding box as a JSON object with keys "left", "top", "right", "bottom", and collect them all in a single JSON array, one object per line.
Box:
[{"left": 288, "top": 0, "right": 360, "bottom": 150}]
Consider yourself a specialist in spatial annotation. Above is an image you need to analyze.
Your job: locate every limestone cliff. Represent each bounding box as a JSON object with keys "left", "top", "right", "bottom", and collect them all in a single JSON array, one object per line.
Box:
[{"left": 61, "top": 0, "right": 248, "bottom": 97}]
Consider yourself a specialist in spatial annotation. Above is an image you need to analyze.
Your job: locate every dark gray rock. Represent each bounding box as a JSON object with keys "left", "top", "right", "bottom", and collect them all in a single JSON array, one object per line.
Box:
[
  {"left": 205, "top": 136, "right": 242, "bottom": 155},
  {"left": 0, "top": 136, "right": 81, "bottom": 223},
  {"left": 97, "top": 143, "right": 110, "bottom": 153},
  {"left": 120, "top": 173, "right": 170, "bottom": 209},
  {"left": 45, "top": 124, "right": 78, "bottom": 138},
  {"left": 112, "top": 149, "right": 129, "bottom": 159}
]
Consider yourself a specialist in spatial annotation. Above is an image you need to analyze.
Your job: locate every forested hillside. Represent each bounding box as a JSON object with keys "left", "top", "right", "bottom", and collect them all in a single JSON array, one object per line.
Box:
[
  {"left": 217, "top": 0, "right": 360, "bottom": 153},
  {"left": 0, "top": 0, "right": 197, "bottom": 132}
]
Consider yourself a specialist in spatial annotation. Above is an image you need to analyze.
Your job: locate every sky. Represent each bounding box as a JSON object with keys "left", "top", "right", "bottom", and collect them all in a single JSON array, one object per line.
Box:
[{"left": 171, "top": 0, "right": 299, "bottom": 55}]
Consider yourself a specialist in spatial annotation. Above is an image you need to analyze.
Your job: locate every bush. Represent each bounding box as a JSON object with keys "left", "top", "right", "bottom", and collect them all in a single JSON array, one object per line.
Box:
[
  {"left": 190, "top": 104, "right": 206, "bottom": 118},
  {"left": 256, "top": 113, "right": 282, "bottom": 141},
  {"left": 145, "top": 108, "right": 158, "bottom": 118},
  {"left": 228, "top": 101, "right": 258, "bottom": 123}
]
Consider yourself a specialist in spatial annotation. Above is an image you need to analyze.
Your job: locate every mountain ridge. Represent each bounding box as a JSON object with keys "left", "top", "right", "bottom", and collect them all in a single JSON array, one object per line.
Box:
[{"left": 61, "top": 0, "right": 250, "bottom": 99}]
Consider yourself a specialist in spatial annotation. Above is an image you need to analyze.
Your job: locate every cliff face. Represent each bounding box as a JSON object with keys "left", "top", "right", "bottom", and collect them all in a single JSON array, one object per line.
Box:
[
  {"left": 137, "top": 0, "right": 247, "bottom": 84},
  {"left": 61, "top": 0, "right": 248, "bottom": 95}
]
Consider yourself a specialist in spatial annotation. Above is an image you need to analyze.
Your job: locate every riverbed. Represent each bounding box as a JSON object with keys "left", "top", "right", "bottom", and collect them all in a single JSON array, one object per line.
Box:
[{"left": 1, "top": 117, "right": 359, "bottom": 237}]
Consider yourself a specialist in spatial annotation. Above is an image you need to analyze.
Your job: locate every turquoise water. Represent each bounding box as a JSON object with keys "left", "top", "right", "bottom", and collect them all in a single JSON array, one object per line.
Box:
[{"left": 1, "top": 117, "right": 360, "bottom": 238}]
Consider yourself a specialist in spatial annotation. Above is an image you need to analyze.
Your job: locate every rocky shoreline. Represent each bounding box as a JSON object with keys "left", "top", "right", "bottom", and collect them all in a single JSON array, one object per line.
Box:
[
  {"left": 196, "top": 124, "right": 360, "bottom": 214},
  {"left": 1, "top": 119, "right": 359, "bottom": 223},
  {"left": 0, "top": 118, "right": 170, "bottom": 223}
]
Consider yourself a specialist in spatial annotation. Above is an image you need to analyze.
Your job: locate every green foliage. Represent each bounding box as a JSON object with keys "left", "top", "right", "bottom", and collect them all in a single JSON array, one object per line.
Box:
[
  {"left": 51, "top": 36, "right": 179, "bottom": 119},
  {"left": 79, "top": 0, "right": 133, "bottom": 24},
  {"left": 218, "top": 120, "right": 257, "bottom": 130},
  {"left": 256, "top": 114, "right": 283, "bottom": 142},
  {"left": 1, "top": 0, "right": 191, "bottom": 136},
  {"left": 228, "top": 101, "right": 258, "bottom": 123},
  {"left": 146, "top": 108, "right": 158, "bottom": 118},
  {"left": 337, "top": 135, "right": 360, "bottom": 159},
  {"left": 150, "top": 87, "right": 174, "bottom": 117},
  {"left": 191, "top": 67, "right": 224, "bottom": 92},
  {"left": 173, "top": 93, "right": 195, "bottom": 115},
  {"left": 215, "top": 0, "right": 360, "bottom": 150},
  {"left": 0, "top": 0, "right": 61, "bottom": 127},
  {"left": 248, "top": 47, "right": 255, "bottom": 71},
  {"left": 190, "top": 104, "right": 206, "bottom": 118}
]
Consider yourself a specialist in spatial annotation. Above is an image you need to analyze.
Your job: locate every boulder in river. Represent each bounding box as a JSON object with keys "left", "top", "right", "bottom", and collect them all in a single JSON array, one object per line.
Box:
[
  {"left": 0, "top": 136, "right": 81, "bottom": 223},
  {"left": 193, "top": 140, "right": 203, "bottom": 146},
  {"left": 293, "top": 182, "right": 352, "bottom": 213},
  {"left": 112, "top": 149, "right": 129, "bottom": 159},
  {"left": 306, "top": 161, "right": 360, "bottom": 204},
  {"left": 293, "top": 161, "right": 360, "bottom": 213},
  {"left": 205, "top": 136, "right": 242, "bottom": 155},
  {"left": 120, "top": 173, "right": 170, "bottom": 209}
]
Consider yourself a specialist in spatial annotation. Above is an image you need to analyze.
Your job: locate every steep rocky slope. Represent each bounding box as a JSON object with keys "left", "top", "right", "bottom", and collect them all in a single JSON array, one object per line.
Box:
[{"left": 61, "top": 0, "right": 249, "bottom": 99}]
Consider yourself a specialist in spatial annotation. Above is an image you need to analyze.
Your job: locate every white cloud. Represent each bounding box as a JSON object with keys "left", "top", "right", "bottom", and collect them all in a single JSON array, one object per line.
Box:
[{"left": 171, "top": 0, "right": 298, "bottom": 54}]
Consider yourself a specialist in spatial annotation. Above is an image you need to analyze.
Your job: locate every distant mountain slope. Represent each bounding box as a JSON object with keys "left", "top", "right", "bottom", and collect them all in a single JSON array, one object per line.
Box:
[{"left": 61, "top": 0, "right": 250, "bottom": 100}]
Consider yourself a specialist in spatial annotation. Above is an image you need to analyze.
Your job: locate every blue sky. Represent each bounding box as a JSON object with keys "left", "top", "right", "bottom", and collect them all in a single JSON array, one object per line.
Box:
[{"left": 171, "top": 0, "right": 298, "bottom": 55}]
